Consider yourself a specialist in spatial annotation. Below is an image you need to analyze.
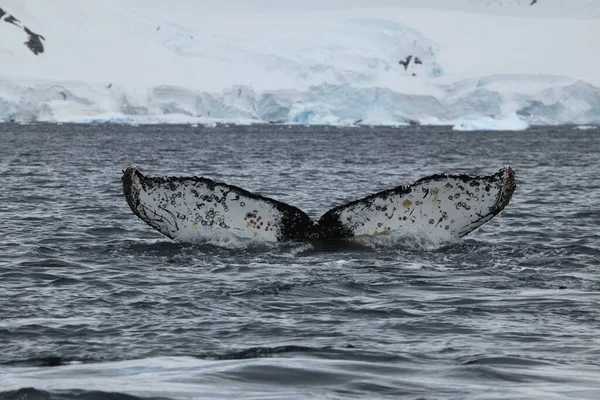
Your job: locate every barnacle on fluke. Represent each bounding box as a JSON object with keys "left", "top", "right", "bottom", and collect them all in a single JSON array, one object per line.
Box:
[{"left": 122, "top": 166, "right": 515, "bottom": 243}]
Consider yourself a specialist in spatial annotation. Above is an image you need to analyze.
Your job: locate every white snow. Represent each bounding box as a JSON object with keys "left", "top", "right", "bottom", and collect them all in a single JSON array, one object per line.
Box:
[{"left": 0, "top": 0, "right": 599, "bottom": 128}]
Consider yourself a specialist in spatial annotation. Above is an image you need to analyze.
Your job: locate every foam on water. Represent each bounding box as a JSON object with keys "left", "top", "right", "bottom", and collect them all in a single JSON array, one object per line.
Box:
[{"left": 351, "top": 227, "right": 457, "bottom": 251}]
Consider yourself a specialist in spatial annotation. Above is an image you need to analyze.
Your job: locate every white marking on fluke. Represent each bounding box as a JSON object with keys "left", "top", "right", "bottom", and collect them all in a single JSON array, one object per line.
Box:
[{"left": 122, "top": 166, "right": 515, "bottom": 243}]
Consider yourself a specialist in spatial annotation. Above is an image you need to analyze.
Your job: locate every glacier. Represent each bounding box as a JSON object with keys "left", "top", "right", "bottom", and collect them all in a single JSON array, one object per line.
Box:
[{"left": 0, "top": 0, "right": 599, "bottom": 128}]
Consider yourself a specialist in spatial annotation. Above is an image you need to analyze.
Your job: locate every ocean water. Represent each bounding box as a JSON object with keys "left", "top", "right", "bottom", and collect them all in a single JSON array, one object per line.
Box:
[{"left": 0, "top": 123, "right": 599, "bottom": 399}]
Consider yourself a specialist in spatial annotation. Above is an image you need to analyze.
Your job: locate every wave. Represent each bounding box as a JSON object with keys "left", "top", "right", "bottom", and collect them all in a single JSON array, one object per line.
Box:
[
  {"left": 2, "top": 354, "right": 600, "bottom": 400},
  {"left": 0, "top": 388, "right": 172, "bottom": 400}
]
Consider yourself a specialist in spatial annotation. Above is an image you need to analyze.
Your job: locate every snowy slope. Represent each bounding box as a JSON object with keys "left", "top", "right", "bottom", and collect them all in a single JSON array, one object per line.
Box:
[{"left": 0, "top": 0, "right": 598, "bottom": 127}]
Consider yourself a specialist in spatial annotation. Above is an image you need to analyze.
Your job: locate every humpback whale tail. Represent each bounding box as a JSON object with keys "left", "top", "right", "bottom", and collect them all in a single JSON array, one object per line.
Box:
[{"left": 122, "top": 166, "right": 515, "bottom": 244}]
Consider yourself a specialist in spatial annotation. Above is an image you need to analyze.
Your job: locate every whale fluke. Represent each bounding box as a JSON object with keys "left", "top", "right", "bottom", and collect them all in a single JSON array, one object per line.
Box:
[
  {"left": 318, "top": 167, "right": 515, "bottom": 241},
  {"left": 122, "top": 167, "right": 314, "bottom": 242},
  {"left": 122, "top": 166, "right": 515, "bottom": 243}
]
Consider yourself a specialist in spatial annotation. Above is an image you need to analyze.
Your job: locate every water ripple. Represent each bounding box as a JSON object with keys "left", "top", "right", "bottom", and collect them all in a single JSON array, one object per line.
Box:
[{"left": 0, "top": 124, "right": 599, "bottom": 399}]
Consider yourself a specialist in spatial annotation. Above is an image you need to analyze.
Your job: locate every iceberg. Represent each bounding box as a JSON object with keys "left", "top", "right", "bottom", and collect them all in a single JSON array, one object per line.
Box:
[
  {"left": 574, "top": 125, "right": 598, "bottom": 131},
  {"left": 452, "top": 113, "right": 529, "bottom": 131},
  {"left": 0, "top": 0, "right": 598, "bottom": 126}
]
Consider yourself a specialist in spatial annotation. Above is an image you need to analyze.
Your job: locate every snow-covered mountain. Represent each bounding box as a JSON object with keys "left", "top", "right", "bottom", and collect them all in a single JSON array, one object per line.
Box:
[{"left": 0, "top": 0, "right": 598, "bottom": 128}]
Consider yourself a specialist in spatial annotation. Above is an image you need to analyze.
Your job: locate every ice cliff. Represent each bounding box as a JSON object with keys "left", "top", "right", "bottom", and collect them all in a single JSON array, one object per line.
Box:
[{"left": 0, "top": 0, "right": 598, "bottom": 128}]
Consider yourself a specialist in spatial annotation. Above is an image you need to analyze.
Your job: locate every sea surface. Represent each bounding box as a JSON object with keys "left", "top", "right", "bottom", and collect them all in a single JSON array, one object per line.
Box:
[{"left": 0, "top": 124, "right": 599, "bottom": 399}]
